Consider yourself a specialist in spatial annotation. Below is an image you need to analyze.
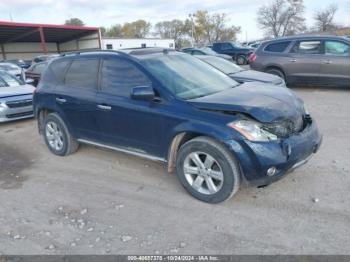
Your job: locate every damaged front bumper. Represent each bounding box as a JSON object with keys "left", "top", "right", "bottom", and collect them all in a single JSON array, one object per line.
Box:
[{"left": 225, "top": 117, "right": 322, "bottom": 187}]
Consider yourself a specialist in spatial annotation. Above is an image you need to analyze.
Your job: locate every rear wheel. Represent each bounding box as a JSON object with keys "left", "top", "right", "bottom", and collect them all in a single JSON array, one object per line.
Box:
[
  {"left": 265, "top": 68, "right": 286, "bottom": 82},
  {"left": 43, "top": 113, "right": 79, "bottom": 156},
  {"left": 176, "top": 136, "right": 241, "bottom": 203},
  {"left": 236, "top": 55, "right": 247, "bottom": 65}
]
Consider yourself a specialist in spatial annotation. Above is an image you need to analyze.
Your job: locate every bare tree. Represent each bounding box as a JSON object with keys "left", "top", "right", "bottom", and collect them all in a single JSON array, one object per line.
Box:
[
  {"left": 314, "top": 4, "right": 338, "bottom": 32},
  {"left": 257, "top": 0, "right": 306, "bottom": 38},
  {"left": 154, "top": 20, "right": 186, "bottom": 48}
]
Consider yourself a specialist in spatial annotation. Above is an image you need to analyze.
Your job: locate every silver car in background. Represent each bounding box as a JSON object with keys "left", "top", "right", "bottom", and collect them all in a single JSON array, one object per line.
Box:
[
  {"left": 0, "top": 71, "right": 35, "bottom": 122},
  {"left": 0, "top": 62, "right": 23, "bottom": 79},
  {"left": 250, "top": 35, "right": 350, "bottom": 87}
]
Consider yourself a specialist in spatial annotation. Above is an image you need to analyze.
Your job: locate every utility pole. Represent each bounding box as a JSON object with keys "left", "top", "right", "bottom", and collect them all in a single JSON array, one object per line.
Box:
[{"left": 188, "top": 13, "right": 196, "bottom": 47}]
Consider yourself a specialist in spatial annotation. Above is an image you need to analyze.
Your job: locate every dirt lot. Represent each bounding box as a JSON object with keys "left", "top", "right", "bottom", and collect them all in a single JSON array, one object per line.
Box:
[{"left": 0, "top": 87, "right": 349, "bottom": 255}]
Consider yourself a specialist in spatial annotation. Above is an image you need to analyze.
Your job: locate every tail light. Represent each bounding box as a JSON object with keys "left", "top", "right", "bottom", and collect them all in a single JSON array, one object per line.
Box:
[{"left": 249, "top": 53, "right": 257, "bottom": 63}]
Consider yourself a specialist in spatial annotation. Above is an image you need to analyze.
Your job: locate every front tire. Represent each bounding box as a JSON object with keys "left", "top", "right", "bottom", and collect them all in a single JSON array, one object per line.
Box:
[
  {"left": 43, "top": 113, "right": 79, "bottom": 156},
  {"left": 236, "top": 55, "right": 247, "bottom": 65},
  {"left": 176, "top": 137, "right": 241, "bottom": 203},
  {"left": 265, "top": 68, "right": 286, "bottom": 82}
]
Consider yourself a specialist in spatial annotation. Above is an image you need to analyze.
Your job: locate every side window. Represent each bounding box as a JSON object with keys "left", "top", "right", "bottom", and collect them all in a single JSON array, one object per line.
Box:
[
  {"left": 221, "top": 43, "right": 232, "bottom": 50},
  {"left": 100, "top": 59, "right": 151, "bottom": 96},
  {"left": 291, "top": 41, "right": 322, "bottom": 54},
  {"left": 50, "top": 60, "right": 70, "bottom": 83},
  {"left": 65, "top": 59, "right": 99, "bottom": 89},
  {"left": 325, "top": 41, "right": 350, "bottom": 56},
  {"left": 264, "top": 41, "right": 291, "bottom": 53}
]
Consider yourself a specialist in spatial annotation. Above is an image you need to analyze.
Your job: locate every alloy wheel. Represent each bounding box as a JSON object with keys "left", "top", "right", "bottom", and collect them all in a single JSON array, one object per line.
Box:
[{"left": 45, "top": 121, "right": 64, "bottom": 151}]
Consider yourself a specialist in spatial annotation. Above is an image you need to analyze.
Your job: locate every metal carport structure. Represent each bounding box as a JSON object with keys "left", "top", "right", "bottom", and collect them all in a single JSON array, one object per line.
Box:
[{"left": 0, "top": 21, "right": 101, "bottom": 60}]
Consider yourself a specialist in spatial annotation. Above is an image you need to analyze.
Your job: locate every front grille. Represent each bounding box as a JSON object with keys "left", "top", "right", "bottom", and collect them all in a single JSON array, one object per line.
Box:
[
  {"left": 6, "top": 111, "right": 33, "bottom": 119},
  {"left": 6, "top": 99, "right": 33, "bottom": 108}
]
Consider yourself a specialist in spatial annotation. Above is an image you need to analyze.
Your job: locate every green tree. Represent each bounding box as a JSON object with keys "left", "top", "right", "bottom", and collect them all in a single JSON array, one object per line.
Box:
[
  {"left": 65, "top": 18, "right": 85, "bottom": 26},
  {"left": 122, "top": 20, "right": 151, "bottom": 38}
]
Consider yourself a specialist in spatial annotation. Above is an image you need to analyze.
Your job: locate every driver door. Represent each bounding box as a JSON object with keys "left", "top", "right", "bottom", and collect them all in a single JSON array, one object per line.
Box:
[{"left": 95, "top": 57, "right": 164, "bottom": 156}]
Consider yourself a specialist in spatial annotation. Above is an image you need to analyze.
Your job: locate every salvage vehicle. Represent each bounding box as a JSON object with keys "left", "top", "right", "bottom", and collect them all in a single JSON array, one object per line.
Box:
[
  {"left": 250, "top": 35, "right": 350, "bottom": 87},
  {"left": 212, "top": 42, "right": 253, "bottom": 65},
  {"left": 195, "top": 55, "right": 285, "bottom": 86},
  {"left": 0, "top": 71, "right": 35, "bottom": 122},
  {"left": 0, "top": 62, "right": 23, "bottom": 79},
  {"left": 33, "top": 49, "right": 322, "bottom": 203}
]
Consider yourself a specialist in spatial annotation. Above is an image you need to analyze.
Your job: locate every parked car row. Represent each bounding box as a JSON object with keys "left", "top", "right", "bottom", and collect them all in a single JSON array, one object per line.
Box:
[{"left": 31, "top": 48, "right": 322, "bottom": 203}]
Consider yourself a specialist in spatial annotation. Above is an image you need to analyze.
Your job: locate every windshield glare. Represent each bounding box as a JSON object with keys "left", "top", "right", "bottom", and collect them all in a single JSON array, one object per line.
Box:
[
  {"left": 140, "top": 53, "right": 238, "bottom": 100},
  {"left": 0, "top": 72, "right": 22, "bottom": 87},
  {"left": 201, "top": 57, "right": 243, "bottom": 75}
]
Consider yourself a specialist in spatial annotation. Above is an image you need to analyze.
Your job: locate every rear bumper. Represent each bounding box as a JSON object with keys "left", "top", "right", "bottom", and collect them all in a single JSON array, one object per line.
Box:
[{"left": 226, "top": 118, "right": 322, "bottom": 187}]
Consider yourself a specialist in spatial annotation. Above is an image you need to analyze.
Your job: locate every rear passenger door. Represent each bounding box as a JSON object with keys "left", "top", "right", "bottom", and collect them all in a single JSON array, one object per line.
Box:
[
  {"left": 319, "top": 40, "right": 350, "bottom": 86},
  {"left": 53, "top": 58, "right": 100, "bottom": 140},
  {"left": 95, "top": 57, "right": 163, "bottom": 156},
  {"left": 286, "top": 40, "right": 323, "bottom": 85}
]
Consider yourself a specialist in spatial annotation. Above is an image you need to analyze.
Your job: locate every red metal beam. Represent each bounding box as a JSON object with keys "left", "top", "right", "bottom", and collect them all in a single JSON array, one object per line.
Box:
[
  {"left": 0, "top": 20, "right": 99, "bottom": 31},
  {"left": 38, "top": 27, "right": 48, "bottom": 54}
]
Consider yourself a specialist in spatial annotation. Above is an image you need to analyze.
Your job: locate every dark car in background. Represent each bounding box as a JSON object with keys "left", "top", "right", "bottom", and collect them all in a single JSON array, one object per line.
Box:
[
  {"left": 196, "top": 55, "right": 285, "bottom": 86},
  {"left": 34, "top": 49, "right": 321, "bottom": 203},
  {"left": 181, "top": 47, "right": 233, "bottom": 61},
  {"left": 212, "top": 42, "right": 253, "bottom": 65},
  {"left": 250, "top": 35, "right": 350, "bottom": 87},
  {"left": 25, "top": 61, "right": 49, "bottom": 87}
]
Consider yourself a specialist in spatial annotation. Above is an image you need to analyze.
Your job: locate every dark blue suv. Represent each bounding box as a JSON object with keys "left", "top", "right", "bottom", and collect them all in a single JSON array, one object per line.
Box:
[{"left": 33, "top": 49, "right": 322, "bottom": 203}]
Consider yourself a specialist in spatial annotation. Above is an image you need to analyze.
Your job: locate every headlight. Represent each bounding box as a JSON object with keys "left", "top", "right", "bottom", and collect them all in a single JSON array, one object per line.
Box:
[{"left": 228, "top": 120, "right": 278, "bottom": 142}]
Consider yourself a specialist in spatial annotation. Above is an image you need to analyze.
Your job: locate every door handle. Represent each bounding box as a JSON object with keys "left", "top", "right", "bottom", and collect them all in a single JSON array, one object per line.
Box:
[
  {"left": 97, "top": 104, "right": 112, "bottom": 111},
  {"left": 290, "top": 59, "right": 297, "bottom": 63},
  {"left": 55, "top": 97, "right": 66, "bottom": 103}
]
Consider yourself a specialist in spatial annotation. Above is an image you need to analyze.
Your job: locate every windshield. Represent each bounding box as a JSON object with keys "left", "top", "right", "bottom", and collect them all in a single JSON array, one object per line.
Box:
[
  {"left": 140, "top": 53, "right": 238, "bottom": 100},
  {"left": 0, "top": 71, "right": 22, "bottom": 87},
  {"left": 201, "top": 47, "right": 218, "bottom": 55},
  {"left": 201, "top": 56, "right": 243, "bottom": 75},
  {"left": 0, "top": 63, "right": 20, "bottom": 71}
]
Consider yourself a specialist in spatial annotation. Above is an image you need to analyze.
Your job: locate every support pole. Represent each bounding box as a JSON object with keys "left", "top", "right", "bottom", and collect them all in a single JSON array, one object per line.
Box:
[
  {"left": 38, "top": 27, "right": 48, "bottom": 54},
  {"left": 0, "top": 44, "right": 6, "bottom": 60}
]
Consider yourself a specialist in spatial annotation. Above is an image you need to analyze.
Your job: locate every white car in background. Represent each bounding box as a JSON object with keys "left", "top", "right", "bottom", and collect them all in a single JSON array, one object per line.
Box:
[
  {"left": 0, "top": 62, "right": 23, "bottom": 79},
  {"left": 0, "top": 70, "right": 35, "bottom": 122}
]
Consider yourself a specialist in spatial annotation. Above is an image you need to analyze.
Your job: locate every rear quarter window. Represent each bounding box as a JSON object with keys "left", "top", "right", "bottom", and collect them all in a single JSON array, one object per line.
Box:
[
  {"left": 264, "top": 41, "right": 291, "bottom": 53},
  {"left": 49, "top": 60, "right": 70, "bottom": 83},
  {"left": 65, "top": 59, "right": 99, "bottom": 89}
]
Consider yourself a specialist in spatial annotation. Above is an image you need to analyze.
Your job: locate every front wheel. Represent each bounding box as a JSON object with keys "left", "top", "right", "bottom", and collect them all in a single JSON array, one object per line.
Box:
[
  {"left": 176, "top": 137, "right": 241, "bottom": 203},
  {"left": 265, "top": 68, "right": 286, "bottom": 83},
  {"left": 236, "top": 55, "right": 247, "bottom": 65}
]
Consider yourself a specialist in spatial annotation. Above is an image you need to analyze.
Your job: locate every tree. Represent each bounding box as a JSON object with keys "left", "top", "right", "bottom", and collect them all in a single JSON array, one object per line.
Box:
[
  {"left": 121, "top": 20, "right": 151, "bottom": 38},
  {"left": 104, "top": 24, "right": 123, "bottom": 37},
  {"left": 257, "top": 0, "right": 306, "bottom": 38},
  {"left": 192, "top": 10, "right": 241, "bottom": 45},
  {"left": 65, "top": 18, "right": 85, "bottom": 26},
  {"left": 154, "top": 20, "right": 186, "bottom": 48},
  {"left": 314, "top": 4, "right": 338, "bottom": 32}
]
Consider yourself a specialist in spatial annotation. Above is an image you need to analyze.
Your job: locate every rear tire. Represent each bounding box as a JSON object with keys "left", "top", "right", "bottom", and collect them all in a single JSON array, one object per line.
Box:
[
  {"left": 265, "top": 68, "right": 286, "bottom": 82},
  {"left": 236, "top": 55, "right": 247, "bottom": 65},
  {"left": 175, "top": 136, "right": 241, "bottom": 203},
  {"left": 43, "top": 113, "right": 79, "bottom": 156}
]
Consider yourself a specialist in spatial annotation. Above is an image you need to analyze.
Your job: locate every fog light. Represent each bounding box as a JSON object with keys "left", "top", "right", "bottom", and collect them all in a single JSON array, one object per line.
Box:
[{"left": 267, "top": 167, "right": 277, "bottom": 177}]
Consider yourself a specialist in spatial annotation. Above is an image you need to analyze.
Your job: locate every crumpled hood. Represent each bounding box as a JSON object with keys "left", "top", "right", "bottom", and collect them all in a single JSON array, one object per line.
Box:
[
  {"left": 0, "top": 84, "right": 34, "bottom": 98},
  {"left": 188, "top": 82, "right": 305, "bottom": 123},
  {"left": 232, "top": 70, "right": 284, "bottom": 85}
]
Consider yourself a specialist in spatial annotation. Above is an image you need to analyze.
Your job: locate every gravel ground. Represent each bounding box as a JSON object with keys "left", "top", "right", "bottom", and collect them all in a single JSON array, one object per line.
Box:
[{"left": 0, "top": 87, "right": 349, "bottom": 255}]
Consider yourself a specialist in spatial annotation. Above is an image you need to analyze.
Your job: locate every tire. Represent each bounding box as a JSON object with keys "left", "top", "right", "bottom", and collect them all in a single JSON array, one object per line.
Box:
[
  {"left": 175, "top": 136, "right": 241, "bottom": 203},
  {"left": 265, "top": 68, "right": 286, "bottom": 82},
  {"left": 236, "top": 55, "right": 247, "bottom": 65},
  {"left": 43, "top": 112, "right": 79, "bottom": 156}
]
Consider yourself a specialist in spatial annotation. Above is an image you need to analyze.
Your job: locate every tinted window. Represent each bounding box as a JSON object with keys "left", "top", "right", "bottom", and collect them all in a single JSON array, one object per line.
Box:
[
  {"left": 291, "top": 41, "right": 322, "bottom": 54},
  {"left": 325, "top": 41, "right": 350, "bottom": 56},
  {"left": 50, "top": 60, "right": 70, "bottom": 83},
  {"left": 100, "top": 59, "right": 151, "bottom": 95},
  {"left": 32, "top": 63, "right": 47, "bottom": 74},
  {"left": 264, "top": 41, "right": 291, "bottom": 53},
  {"left": 221, "top": 43, "right": 233, "bottom": 50},
  {"left": 65, "top": 59, "right": 99, "bottom": 89}
]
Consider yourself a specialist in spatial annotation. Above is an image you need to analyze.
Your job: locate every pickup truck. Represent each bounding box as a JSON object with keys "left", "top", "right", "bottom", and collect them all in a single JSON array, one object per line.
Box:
[{"left": 212, "top": 42, "right": 253, "bottom": 65}]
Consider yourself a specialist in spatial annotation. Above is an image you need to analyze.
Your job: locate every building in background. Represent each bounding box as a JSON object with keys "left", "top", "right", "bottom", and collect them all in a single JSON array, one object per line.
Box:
[
  {"left": 102, "top": 38, "right": 175, "bottom": 50},
  {"left": 0, "top": 21, "right": 101, "bottom": 60}
]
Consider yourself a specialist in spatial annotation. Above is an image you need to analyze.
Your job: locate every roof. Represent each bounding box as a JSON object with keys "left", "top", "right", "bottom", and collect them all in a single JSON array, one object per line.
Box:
[
  {"left": 263, "top": 34, "right": 350, "bottom": 43},
  {"left": 102, "top": 37, "right": 174, "bottom": 41},
  {"left": 0, "top": 21, "right": 100, "bottom": 44}
]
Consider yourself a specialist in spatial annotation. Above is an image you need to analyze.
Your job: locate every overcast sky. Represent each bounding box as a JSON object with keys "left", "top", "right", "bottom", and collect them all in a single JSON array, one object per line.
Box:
[{"left": 0, "top": 0, "right": 348, "bottom": 41}]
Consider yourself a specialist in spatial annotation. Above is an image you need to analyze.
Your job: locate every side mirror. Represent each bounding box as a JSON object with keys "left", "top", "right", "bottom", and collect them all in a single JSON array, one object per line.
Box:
[
  {"left": 131, "top": 86, "right": 155, "bottom": 101},
  {"left": 25, "top": 78, "right": 35, "bottom": 84}
]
